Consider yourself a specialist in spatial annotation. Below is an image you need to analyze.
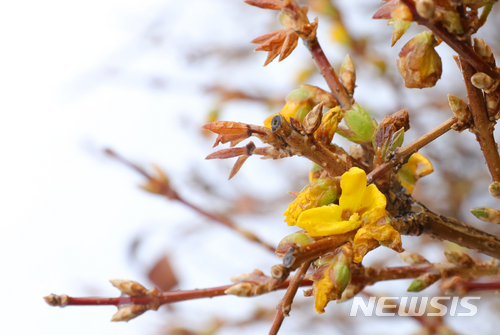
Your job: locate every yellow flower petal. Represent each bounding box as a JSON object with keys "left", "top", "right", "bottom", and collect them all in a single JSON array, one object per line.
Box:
[
  {"left": 398, "top": 152, "right": 433, "bottom": 194},
  {"left": 297, "top": 206, "right": 361, "bottom": 237},
  {"left": 359, "top": 184, "right": 387, "bottom": 224},
  {"left": 339, "top": 167, "right": 367, "bottom": 213},
  {"left": 352, "top": 223, "right": 404, "bottom": 263}
]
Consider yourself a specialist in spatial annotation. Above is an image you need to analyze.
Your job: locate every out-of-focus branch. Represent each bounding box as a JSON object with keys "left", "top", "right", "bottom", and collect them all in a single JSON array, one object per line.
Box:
[{"left": 104, "top": 149, "right": 276, "bottom": 252}]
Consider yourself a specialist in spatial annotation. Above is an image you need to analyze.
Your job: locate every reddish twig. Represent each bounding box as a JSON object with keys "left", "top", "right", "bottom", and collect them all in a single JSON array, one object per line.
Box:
[
  {"left": 269, "top": 260, "right": 312, "bottom": 335},
  {"left": 104, "top": 149, "right": 276, "bottom": 252},
  {"left": 366, "top": 117, "right": 457, "bottom": 184}
]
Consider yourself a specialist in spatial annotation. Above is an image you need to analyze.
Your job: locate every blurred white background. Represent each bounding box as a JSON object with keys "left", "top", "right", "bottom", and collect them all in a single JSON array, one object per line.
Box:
[{"left": 1, "top": 0, "right": 500, "bottom": 334}]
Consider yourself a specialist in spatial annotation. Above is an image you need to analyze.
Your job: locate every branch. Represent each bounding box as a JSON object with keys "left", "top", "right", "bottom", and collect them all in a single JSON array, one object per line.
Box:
[
  {"left": 392, "top": 203, "right": 500, "bottom": 259},
  {"left": 104, "top": 149, "right": 276, "bottom": 252},
  {"left": 271, "top": 114, "right": 352, "bottom": 177},
  {"left": 45, "top": 261, "right": 500, "bottom": 310},
  {"left": 303, "top": 37, "right": 352, "bottom": 109},
  {"left": 400, "top": 0, "right": 500, "bottom": 82},
  {"left": 282, "top": 231, "right": 356, "bottom": 270},
  {"left": 457, "top": 56, "right": 500, "bottom": 182},
  {"left": 269, "top": 260, "right": 312, "bottom": 335},
  {"left": 366, "top": 117, "right": 457, "bottom": 184}
]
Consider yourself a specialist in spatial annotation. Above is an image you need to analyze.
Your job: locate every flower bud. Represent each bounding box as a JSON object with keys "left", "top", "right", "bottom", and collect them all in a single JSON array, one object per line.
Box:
[
  {"left": 470, "top": 206, "right": 500, "bottom": 224},
  {"left": 397, "top": 32, "right": 442, "bottom": 88},
  {"left": 471, "top": 72, "right": 496, "bottom": 91},
  {"left": 337, "top": 103, "right": 376, "bottom": 144},
  {"left": 416, "top": 0, "right": 435, "bottom": 19},
  {"left": 314, "top": 106, "right": 343, "bottom": 145},
  {"left": 399, "top": 252, "right": 430, "bottom": 265},
  {"left": 473, "top": 38, "right": 495, "bottom": 65},
  {"left": 444, "top": 251, "right": 475, "bottom": 268},
  {"left": 311, "top": 244, "right": 353, "bottom": 313},
  {"left": 340, "top": 54, "right": 356, "bottom": 96},
  {"left": 448, "top": 94, "right": 471, "bottom": 123},
  {"left": 276, "top": 231, "right": 315, "bottom": 257},
  {"left": 489, "top": 182, "right": 500, "bottom": 199},
  {"left": 110, "top": 279, "right": 149, "bottom": 297},
  {"left": 407, "top": 273, "right": 441, "bottom": 292},
  {"left": 111, "top": 305, "right": 148, "bottom": 322},
  {"left": 303, "top": 102, "right": 324, "bottom": 134},
  {"left": 283, "top": 177, "right": 340, "bottom": 226},
  {"left": 486, "top": 90, "right": 500, "bottom": 117}
]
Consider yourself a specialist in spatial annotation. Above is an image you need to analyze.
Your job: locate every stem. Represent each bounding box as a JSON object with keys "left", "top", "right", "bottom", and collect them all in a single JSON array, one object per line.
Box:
[
  {"left": 45, "top": 262, "right": 500, "bottom": 309},
  {"left": 269, "top": 260, "right": 312, "bottom": 335},
  {"left": 366, "top": 117, "right": 457, "bottom": 184},
  {"left": 272, "top": 114, "right": 352, "bottom": 177},
  {"left": 458, "top": 56, "right": 500, "bottom": 182},
  {"left": 392, "top": 203, "right": 500, "bottom": 259},
  {"left": 282, "top": 232, "right": 356, "bottom": 270},
  {"left": 304, "top": 38, "right": 352, "bottom": 109},
  {"left": 400, "top": 0, "right": 500, "bottom": 81},
  {"left": 105, "top": 149, "right": 276, "bottom": 252}
]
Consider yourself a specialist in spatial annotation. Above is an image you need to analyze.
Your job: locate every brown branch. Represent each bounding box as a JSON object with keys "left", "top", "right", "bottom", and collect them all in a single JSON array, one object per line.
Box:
[
  {"left": 457, "top": 56, "right": 500, "bottom": 182},
  {"left": 392, "top": 203, "right": 500, "bottom": 259},
  {"left": 104, "top": 149, "right": 276, "bottom": 252},
  {"left": 400, "top": 0, "right": 500, "bottom": 82},
  {"left": 269, "top": 260, "right": 312, "bottom": 335},
  {"left": 283, "top": 0, "right": 352, "bottom": 109},
  {"left": 366, "top": 117, "right": 457, "bottom": 184},
  {"left": 282, "top": 232, "right": 356, "bottom": 270},
  {"left": 271, "top": 114, "right": 352, "bottom": 177},
  {"left": 303, "top": 38, "right": 352, "bottom": 109}
]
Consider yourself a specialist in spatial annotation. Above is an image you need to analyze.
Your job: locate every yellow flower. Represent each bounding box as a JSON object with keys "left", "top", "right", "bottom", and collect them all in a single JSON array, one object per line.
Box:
[
  {"left": 296, "top": 167, "right": 387, "bottom": 236},
  {"left": 397, "top": 152, "right": 433, "bottom": 194},
  {"left": 352, "top": 220, "right": 403, "bottom": 263},
  {"left": 283, "top": 177, "right": 340, "bottom": 226}
]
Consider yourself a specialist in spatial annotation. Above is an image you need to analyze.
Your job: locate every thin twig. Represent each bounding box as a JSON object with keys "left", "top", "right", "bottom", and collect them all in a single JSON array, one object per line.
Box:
[
  {"left": 366, "top": 117, "right": 457, "bottom": 184},
  {"left": 45, "top": 261, "right": 500, "bottom": 309},
  {"left": 104, "top": 149, "right": 276, "bottom": 252},
  {"left": 269, "top": 260, "right": 312, "bottom": 335}
]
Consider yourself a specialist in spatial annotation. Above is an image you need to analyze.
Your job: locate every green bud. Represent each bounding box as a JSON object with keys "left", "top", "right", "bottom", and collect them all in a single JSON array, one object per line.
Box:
[
  {"left": 489, "top": 182, "right": 500, "bottom": 199},
  {"left": 407, "top": 273, "right": 440, "bottom": 292},
  {"left": 276, "top": 231, "right": 315, "bottom": 257},
  {"left": 338, "top": 103, "right": 376, "bottom": 143},
  {"left": 332, "top": 263, "right": 351, "bottom": 293},
  {"left": 470, "top": 206, "right": 500, "bottom": 224},
  {"left": 284, "top": 177, "right": 340, "bottom": 226},
  {"left": 407, "top": 278, "right": 424, "bottom": 292},
  {"left": 407, "top": 273, "right": 441, "bottom": 292},
  {"left": 389, "top": 128, "right": 405, "bottom": 151}
]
